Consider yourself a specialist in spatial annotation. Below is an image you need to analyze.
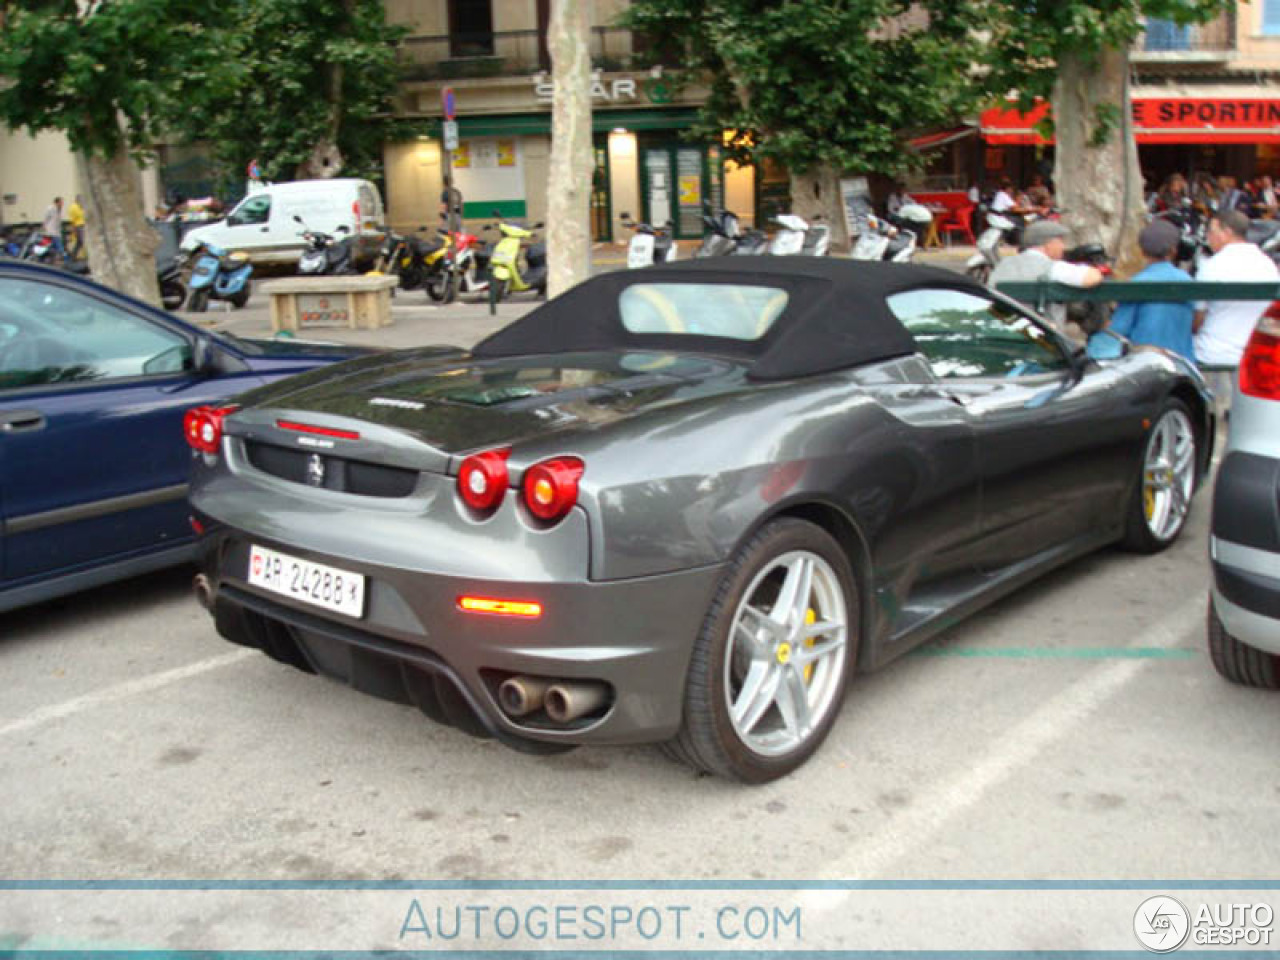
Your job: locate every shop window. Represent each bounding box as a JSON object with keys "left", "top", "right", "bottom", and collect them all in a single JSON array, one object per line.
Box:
[{"left": 449, "top": 0, "right": 493, "bottom": 57}]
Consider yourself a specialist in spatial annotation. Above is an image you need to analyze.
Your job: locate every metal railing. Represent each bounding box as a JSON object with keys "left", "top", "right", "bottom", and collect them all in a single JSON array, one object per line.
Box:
[
  {"left": 1136, "top": 11, "right": 1236, "bottom": 55},
  {"left": 995, "top": 280, "right": 1280, "bottom": 307},
  {"left": 398, "top": 26, "right": 650, "bottom": 81}
]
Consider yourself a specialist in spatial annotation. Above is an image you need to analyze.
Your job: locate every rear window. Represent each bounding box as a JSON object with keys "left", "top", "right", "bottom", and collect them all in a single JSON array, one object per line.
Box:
[{"left": 619, "top": 283, "right": 788, "bottom": 341}]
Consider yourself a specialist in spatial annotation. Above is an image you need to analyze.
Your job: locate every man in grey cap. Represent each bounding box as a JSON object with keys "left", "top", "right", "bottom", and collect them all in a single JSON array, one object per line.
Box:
[{"left": 990, "top": 219, "right": 1105, "bottom": 335}]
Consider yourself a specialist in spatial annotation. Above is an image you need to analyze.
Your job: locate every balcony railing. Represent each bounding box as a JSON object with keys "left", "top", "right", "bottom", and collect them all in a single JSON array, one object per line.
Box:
[
  {"left": 1135, "top": 11, "right": 1236, "bottom": 58},
  {"left": 399, "top": 27, "right": 656, "bottom": 82}
]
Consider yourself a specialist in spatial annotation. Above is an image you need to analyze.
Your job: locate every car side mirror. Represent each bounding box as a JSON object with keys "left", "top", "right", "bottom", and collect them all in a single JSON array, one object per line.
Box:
[
  {"left": 191, "top": 335, "right": 217, "bottom": 375},
  {"left": 293, "top": 215, "right": 303, "bottom": 224},
  {"left": 533, "top": 222, "right": 544, "bottom": 229},
  {"left": 338, "top": 225, "right": 350, "bottom": 233}
]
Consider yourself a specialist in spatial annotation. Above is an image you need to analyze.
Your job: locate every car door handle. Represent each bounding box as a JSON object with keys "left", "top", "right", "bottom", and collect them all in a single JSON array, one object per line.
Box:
[
  {"left": 260, "top": 226, "right": 270, "bottom": 232},
  {"left": 0, "top": 409, "right": 46, "bottom": 433}
]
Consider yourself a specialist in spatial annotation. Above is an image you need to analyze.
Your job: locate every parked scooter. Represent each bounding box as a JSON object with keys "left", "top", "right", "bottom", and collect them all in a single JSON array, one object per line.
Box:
[
  {"left": 183, "top": 241, "right": 253, "bottom": 312},
  {"left": 432, "top": 226, "right": 492, "bottom": 304},
  {"left": 695, "top": 207, "right": 742, "bottom": 258},
  {"left": 851, "top": 205, "right": 932, "bottom": 262},
  {"left": 1063, "top": 241, "right": 1114, "bottom": 336},
  {"left": 964, "top": 209, "right": 1019, "bottom": 283},
  {"left": 294, "top": 215, "right": 358, "bottom": 276},
  {"left": 768, "top": 214, "right": 830, "bottom": 256},
  {"left": 621, "top": 213, "right": 677, "bottom": 268},
  {"left": 378, "top": 226, "right": 448, "bottom": 295},
  {"left": 488, "top": 217, "right": 548, "bottom": 312}
]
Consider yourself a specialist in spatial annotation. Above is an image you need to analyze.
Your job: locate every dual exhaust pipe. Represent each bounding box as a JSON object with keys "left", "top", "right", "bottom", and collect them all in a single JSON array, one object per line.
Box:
[{"left": 498, "top": 675, "right": 609, "bottom": 725}]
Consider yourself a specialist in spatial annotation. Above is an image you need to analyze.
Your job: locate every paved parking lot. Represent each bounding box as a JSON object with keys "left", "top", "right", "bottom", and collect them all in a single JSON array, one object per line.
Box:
[{"left": 3, "top": 474, "right": 1278, "bottom": 882}]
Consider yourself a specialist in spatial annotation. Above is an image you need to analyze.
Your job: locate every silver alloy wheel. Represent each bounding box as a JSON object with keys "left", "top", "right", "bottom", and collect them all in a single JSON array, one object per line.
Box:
[
  {"left": 1143, "top": 407, "right": 1196, "bottom": 542},
  {"left": 724, "top": 550, "right": 849, "bottom": 757}
]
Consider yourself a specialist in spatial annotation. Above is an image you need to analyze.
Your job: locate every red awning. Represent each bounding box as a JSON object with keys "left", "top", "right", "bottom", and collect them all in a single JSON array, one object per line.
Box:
[
  {"left": 907, "top": 125, "right": 977, "bottom": 151},
  {"left": 980, "top": 97, "right": 1280, "bottom": 145}
]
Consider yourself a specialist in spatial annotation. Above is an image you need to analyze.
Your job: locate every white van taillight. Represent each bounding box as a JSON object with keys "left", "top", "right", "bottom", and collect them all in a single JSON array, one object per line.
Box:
[
  {"left": 353, "top": 199, "right": 362, "bottom": 235},
  {"left": 1239, "top": 304, "right": 1280, "bottom": 401}
]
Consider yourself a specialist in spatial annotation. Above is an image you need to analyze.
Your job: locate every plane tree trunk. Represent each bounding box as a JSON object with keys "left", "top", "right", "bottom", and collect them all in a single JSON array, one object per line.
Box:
[
  {"left": 76, "top": 147, "right": 160, "bottom": 307},
  {"left": 1052, "top": 46, "right": 1147, "bottom": 278},
  {"left": 546, "top": 0, "right": 593, "bottom": 298},
  {"left": 789, "top": 163, "right": 849, "bottom": 252}
]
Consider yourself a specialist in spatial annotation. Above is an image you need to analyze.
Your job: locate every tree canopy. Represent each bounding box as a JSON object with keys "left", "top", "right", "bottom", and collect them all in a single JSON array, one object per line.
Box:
[{"left": 623, "top": 0, "right": 999, "bottom": 180}]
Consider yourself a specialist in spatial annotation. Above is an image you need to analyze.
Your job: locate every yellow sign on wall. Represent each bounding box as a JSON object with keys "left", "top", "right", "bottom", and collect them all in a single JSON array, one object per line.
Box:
[
  {"left": 451, "top": 143, "right": 471, "bottom": 169},
  {"left": 678, "top": 175, "right": 701, "bottom": 206},
  {"left": 497, "top": 140, "right": 516, "bottom": 167}
]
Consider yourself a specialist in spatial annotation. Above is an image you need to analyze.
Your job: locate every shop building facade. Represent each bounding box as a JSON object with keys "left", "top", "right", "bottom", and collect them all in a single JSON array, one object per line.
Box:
[{"left": 382, "top": 0, "right": 760, "bottom": 242}]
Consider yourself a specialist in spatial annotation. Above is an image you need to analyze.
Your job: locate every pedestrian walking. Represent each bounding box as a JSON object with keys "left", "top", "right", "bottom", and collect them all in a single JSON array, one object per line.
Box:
[
  {"left": 41, "top": 196, "right": 66, "bottom": 261},
  {"left": 66, "top": 194, "right": 85, "bottom": 260}
]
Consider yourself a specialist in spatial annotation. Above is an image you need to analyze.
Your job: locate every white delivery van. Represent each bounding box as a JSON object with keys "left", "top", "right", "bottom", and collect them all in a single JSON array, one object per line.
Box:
[{"left": 179, "top": 179, "right": 386, "bottom": 266}]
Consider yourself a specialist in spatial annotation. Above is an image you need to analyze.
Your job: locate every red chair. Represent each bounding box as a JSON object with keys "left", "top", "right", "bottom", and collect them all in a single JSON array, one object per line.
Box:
[{"left": 938, "top": 204, "right": 976, "bottom": 245}]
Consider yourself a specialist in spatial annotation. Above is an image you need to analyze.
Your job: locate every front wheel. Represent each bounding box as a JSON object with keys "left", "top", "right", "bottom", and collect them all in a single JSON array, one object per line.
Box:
[
  {"left": 1208, "top": 596, "right": 1279, "bottom": 689},
  {"left": 428, "top": 270, "right": 455, "bottom": 304},
  {"left": 1121, "top": 399, "right": 1198, "bottom": 553},
  {"left": 665, "top": 518, "right": 857, "bottom": 782},
  {"left": 187, "top": 287, "right": 209, "bottom": 313}
]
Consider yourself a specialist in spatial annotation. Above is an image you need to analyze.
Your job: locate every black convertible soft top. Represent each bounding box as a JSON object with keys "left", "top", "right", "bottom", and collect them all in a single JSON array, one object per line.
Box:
[{"left": 473, "top": 257, "right": 991, "bottom": 380}]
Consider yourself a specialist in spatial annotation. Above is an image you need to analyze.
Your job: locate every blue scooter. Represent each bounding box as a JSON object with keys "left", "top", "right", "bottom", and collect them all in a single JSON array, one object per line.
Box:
[{"left": 184, "top": 241, "right": 253, "bottom": 312}]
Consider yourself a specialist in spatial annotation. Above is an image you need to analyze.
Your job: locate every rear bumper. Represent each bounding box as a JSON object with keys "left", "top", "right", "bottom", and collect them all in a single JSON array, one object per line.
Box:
[
  {"left": 1210, "top": 449, "right": 1280, "bottom": 652},
  {"left": 199, "top": 531, "right": 725, "bottom": 748}
]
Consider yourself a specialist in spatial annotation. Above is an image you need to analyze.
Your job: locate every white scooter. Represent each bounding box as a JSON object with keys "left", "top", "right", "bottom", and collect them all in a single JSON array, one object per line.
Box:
[
  {"left": 768, "top": 214, "right": 831, "bottom": 256},
  {"left": 621, "top": 213, "right": 678, "bottom": 268},
  {"left": 851, "top": 203, "right": 932, "bottom": 262},
  {"left": 964, "top": 210, "right": 1018, "bottom": 283}
]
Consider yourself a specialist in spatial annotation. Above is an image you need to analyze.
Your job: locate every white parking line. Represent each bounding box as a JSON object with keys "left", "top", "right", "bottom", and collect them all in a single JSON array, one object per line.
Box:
[
  {"left": 0, "top": 649, "right": 255, "bottom": 739},
  {"left": 803, "top": 591, "right": 1202, "bottom": 896}
]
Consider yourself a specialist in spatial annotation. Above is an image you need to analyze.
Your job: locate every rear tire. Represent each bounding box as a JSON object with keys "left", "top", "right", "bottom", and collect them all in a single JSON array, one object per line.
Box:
[
  {"left": 187, "top": 287, "right": 209, "bottom": 313},
  {"left": 667, "top": 518, "right": 857, "bottom": 782},
  {"left": 1120, "top": 399, "right": 1197, "bottom": 553},
  {"left": 1208, "top": 597, "right": 1279, "bottom": 689}
]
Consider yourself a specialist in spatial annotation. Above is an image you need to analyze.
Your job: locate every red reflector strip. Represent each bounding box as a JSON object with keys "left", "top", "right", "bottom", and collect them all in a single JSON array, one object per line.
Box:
[
  {"left": 457, "top": 596, "right": 543, "bottom": 618},
  {"left": 276, "top": 419, "right": 361, "bottom": 440}
]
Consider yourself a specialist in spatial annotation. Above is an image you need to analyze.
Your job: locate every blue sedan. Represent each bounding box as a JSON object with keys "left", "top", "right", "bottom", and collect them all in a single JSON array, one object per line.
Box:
[{"left": 0, "top": 261, "right": 364, "bottom": 612}]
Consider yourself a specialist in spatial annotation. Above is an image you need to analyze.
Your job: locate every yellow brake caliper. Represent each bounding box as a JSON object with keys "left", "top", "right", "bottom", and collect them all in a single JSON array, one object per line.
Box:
[{"left": 803, "top": 608, "right": 817, "bottom": 683}]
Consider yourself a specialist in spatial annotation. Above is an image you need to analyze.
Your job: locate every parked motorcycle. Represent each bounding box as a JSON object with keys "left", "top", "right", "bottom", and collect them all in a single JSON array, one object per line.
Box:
[
  {"left": 851, "top": 203, "right": 932, "bottom": 262},
  {"left": 183, "top": 241, "right": 253, "bottom": 312},
  {"left": 768, "top": 214, "right": 830, "bottom": 256},
  {"left": 294, "top": 216, "right": 358, "bottom": 276},
  {"left": 488, "top": 217, "right": 548, "bottom": 312},
  {"left": 434, "top": 226, "right": 492, "bottom": 304},
  {"left": 1063, "top": 241, "right": 1114, "bottom": 336},
  {"left": 379, "top": 226, "right": 449, "bottom": 296},
  {"left": 621, "top": 213, "right": 678, "bottom": 268},
  {"left": 964, "top": 209, "right": 1019, "bottom": 283}
]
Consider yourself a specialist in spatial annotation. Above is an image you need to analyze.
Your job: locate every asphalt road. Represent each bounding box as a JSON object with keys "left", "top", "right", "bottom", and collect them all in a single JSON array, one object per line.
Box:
[{"left": 3, "top": 253, "right": 1277, "bottom": 892}]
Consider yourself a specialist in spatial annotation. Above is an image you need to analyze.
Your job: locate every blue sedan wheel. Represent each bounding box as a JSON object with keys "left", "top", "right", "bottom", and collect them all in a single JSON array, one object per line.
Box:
[{"left": 668, "top": 518, "right": 857, "bottom": 783}]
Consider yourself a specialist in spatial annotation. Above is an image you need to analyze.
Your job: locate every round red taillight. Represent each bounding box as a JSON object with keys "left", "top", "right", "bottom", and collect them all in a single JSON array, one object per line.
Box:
[
  {"left": 184, "top": 404, "right": 238, "bottom": 455},
  {"left": 457, "top": 448, "right": 511, "bottom": 512},
  {"left": 522, "top": 456, "right": 584, "bottom": 522}
]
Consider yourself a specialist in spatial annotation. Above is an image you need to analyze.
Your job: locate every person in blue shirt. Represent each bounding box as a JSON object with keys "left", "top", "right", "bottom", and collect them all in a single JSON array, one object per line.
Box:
[{"left": 1098, "top": 218, "right": 1196, "bottom": 364}]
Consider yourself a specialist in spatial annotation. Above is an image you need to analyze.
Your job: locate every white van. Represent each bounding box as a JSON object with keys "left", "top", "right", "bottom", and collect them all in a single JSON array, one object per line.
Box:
[{"left": 179, "top": 179, "right": 386, "bottom": 266}]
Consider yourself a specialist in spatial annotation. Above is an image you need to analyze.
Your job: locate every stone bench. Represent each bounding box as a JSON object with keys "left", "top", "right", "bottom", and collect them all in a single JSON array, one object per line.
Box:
[{"left": 260, "top": 275, "right": 399, "bottom": 333}]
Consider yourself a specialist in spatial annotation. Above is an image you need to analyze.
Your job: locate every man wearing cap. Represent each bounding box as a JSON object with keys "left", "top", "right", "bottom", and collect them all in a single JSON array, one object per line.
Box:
[
  {"left": 1101, "top": 218, "right": 1195, "bottom": 363},
  {"left": 989, "top": 219, "right": 1105, "bottom": 335}
]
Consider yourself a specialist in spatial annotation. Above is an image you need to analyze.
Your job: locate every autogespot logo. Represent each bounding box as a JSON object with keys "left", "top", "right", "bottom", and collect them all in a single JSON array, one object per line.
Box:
[{"left": 1135, "top": 896, "right": 1191, "bottom": 953}]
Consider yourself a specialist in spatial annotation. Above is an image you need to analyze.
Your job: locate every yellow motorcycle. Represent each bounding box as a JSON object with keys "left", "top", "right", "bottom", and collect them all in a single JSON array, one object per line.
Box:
[{"left": 487, "top": 217, "right": 547, "bottom": 313}]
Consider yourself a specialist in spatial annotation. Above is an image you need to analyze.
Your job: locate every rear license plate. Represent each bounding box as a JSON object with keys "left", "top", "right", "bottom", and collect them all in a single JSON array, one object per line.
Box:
[{"left": 247, "top": 544, "right": 365, "bottom": 618}]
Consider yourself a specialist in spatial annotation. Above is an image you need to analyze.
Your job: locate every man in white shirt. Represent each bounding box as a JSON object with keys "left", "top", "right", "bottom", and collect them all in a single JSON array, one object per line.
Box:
[
  {"left": 989, "top": 220, "right": 1105, "bottom": 336},
  {"left": 990, "top": 179, "right": 1016, "bottom": 214},
  {"left": 1194, "top": 209, "right": 1280, "bottom": 369},
  {"left": 40, "top": 196, "right": 66, "bottom": 259}
]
